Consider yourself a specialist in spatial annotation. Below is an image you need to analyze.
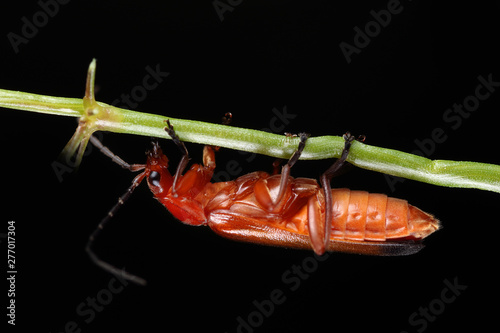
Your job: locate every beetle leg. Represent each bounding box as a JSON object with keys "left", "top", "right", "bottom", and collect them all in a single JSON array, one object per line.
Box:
[
  {"left": 199, "top": 112, "right": 233, "bottom": 169},
  {"left": 164, "top": 120, "right": 191, "bottom": 195},
  {"left": 287, "top": 132, "right": 309, "bottom": 168},
  {"left": 312, "top": 132, "right": 357, "bottom": 254},
  {"left": 221, "top": 112, "right": 233, "bottom": 125},
  {"left": 270, "top": 132, "right": 300, "bottom": 175},
  {"left": 255, "top": 133, "right": 310, "bottom": 212},
  {"left": 204, "top": 112, "right": 232, "bottom": 167},
  {"left": 275, "top": 133, "right": 309, "bottom": 204},
  {"left": 271, "top": 159, "right": 283, "bottom": 175},
  {"left": 275, "top": 132, "right": 309, "bottom": 203}
]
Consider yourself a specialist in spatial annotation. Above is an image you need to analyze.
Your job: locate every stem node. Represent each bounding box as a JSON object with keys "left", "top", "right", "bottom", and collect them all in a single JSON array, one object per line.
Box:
[{"left": 60, "top": 59, "right": 122, "bottom": 168}]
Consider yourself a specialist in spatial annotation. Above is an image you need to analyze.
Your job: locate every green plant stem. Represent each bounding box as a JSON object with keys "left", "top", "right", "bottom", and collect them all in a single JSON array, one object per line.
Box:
[
  {"left": 0, "top": 89, "right": 83, "bottom": 117},
  {"left": 2, "top": 60, "right": 500, "bottom": 194}
]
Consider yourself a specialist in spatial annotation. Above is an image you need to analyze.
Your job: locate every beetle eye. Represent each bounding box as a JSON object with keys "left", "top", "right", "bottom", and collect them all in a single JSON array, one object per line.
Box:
[{"left": 149, "top": 171, "right": 161, "bottom": 187}]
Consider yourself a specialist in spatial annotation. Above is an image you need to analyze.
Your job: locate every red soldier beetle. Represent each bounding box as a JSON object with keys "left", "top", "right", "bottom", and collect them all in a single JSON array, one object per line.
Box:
[{"left": 86, "top": 120, "right": 440, "bottom": 285}]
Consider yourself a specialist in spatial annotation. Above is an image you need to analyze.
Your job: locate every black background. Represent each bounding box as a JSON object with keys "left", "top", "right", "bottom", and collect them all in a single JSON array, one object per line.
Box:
[{"left": 2, "top": 1, "right": 499, "bottom": 332}]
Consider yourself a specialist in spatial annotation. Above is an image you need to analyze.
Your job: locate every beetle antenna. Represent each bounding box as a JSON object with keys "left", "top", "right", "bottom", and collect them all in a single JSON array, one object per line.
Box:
[
  {"left": 89, "top": 135, "right": 146, "bottom": 172},
  {"left": 85, "top": 171, "right": 148, "bottom": 286},
  {"left": 86, "top": 135, "right": 148, "bottom": 285}
]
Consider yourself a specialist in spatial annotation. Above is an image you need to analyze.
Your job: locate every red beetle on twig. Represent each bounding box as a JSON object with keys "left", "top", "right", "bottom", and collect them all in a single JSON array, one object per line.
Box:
[{"left": 86, "top": 118, "right": 439, "bottom": 285}]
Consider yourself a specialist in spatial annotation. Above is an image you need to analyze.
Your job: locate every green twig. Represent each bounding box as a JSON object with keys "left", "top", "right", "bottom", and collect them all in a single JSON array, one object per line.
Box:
[{"left": 2, "top": 59, "right": 500, "bottom": 193}]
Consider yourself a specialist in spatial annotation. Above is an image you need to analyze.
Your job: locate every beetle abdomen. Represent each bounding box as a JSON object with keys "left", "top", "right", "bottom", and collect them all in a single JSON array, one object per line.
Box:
[{"left": 330, "top": 188, "right": 440, "bottom": 242}]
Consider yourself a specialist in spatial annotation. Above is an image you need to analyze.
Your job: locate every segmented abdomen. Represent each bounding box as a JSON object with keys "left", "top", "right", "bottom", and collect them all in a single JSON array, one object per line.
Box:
[{"left": 330, "top": 188, "right": 439, "bottom": 241}]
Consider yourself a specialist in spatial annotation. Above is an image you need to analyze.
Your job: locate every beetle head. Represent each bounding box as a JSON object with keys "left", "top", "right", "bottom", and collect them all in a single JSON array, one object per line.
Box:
[{"left": 145, "top": 142, "right": 174, "bottom": 196}]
